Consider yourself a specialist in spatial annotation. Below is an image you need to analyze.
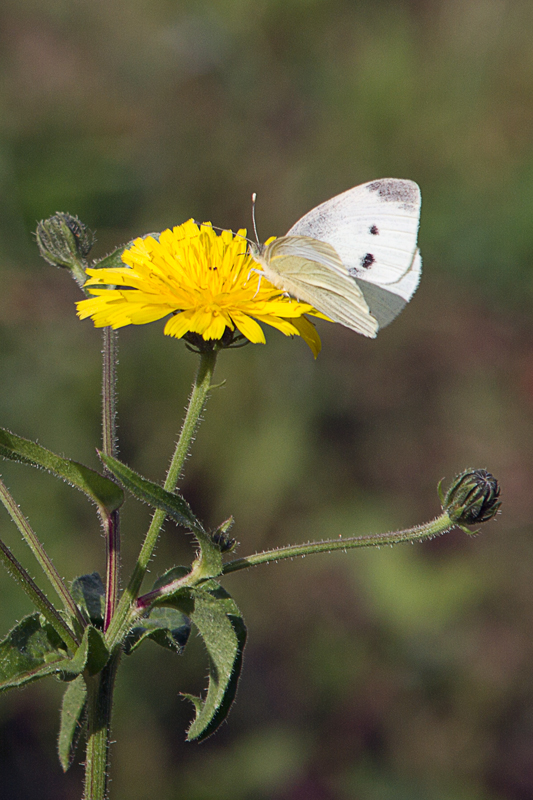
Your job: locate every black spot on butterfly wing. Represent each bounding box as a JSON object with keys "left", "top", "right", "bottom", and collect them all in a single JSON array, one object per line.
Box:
[
  {"left": 369, "top": 225, "right": 379, "bottom": 235},
  {"left": 361, "top": 253, "right": 375, "bottom": 269}
]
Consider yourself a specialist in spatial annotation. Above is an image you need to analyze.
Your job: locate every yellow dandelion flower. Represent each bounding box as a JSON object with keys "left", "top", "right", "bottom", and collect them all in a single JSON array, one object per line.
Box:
[{"left": 76, "top": 220, "right": 324, "bottom": 357}]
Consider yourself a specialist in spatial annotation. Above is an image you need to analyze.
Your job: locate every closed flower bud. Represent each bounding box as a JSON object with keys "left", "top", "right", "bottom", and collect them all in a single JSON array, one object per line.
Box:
[
  {"left": 211, "top": 516, "right": 237, "bottom": 553},
  {"left": 36, "top": 213, "right": 95, "bottom": 269},
  {"left": 443, "top": 469, "right": 501, "bottom": 526}
]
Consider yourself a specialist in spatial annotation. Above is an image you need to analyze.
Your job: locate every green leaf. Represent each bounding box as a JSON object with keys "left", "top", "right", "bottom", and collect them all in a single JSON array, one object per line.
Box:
[
  {"left": 164, "top": 582, "right": 247, "bottom": 741},
  {"left": 99, "top": 454, "right": 225, "bottom": 581},
  {"left": 0, "top": 614, "right": 109, "bottom": 692},
  {"left": 58, "top": 675, "right": 87, "bottom": 772},
  {"left": 0, "top": 428, "right": 123, "bottom": 516},
  {"left": 71, "top": 573, "right": 105, "bottom": 627},
  {"left": 0, "top": 613, "right": 70, "bottom": 690},
  {"left": 152, "top": 566, "right": 190, "bottom": 589},
  {"left": 99, "top": 453, "right": 203, "bottom": 532},
  {"left": 124, "top": 607, "right": 191, "bottom": 655},
  {"left": 68, "top": 625, "right": 109, "bottom": 677}
]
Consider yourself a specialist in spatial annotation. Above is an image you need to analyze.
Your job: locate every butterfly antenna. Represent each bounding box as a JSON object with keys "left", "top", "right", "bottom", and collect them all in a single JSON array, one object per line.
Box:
[
  {"left": 194, "top": 220, "right": 231, "bottom": 235},
  {"left": 251, "top": 193, "right": 261, "bottom": 245},
  {"left": 193, "top": 220, "right": 251, "bottom": 249}
]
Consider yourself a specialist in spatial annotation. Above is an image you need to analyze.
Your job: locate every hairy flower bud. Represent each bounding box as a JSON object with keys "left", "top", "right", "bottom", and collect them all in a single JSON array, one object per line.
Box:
[
  {"left": 443, "top": 469, "right": 501, "bottom": 526},
  {"left": 36, "top": 213, "right": 95, "bottom": 269}
]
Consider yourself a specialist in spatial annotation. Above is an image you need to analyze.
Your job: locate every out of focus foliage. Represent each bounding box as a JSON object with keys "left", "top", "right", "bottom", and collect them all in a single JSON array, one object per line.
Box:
[{"left": 0, "top": 1, "right": 532, "bottom": 798}]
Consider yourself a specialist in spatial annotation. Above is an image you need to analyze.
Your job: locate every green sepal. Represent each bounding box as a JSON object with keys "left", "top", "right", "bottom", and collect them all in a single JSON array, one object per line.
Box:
[
  {"left": 90, "top": 243, "right": 130, "bottom": 271},
  {"left": 90, "top": 233, "right": 159, "bottom": 272},
  {"left": 0, "top": 428, "right": 123, "bottom": 516},
  {"left": 99, "top": 453, "right": 203, "bottom": 533},
  {"left": 159, "top": 581, "right": 246, "bottom": 741},
  {"left": 124, "top": 607, "right": 191, "bottom": 655},
  {"left": 71, "top": 572, "right": 105, "bottom": 627},
  {"left": 58, "top": 675, "right": 87, "bottom": 772},
  {"left": 99, "top": 453, "right": 224, "bottom": 580}
]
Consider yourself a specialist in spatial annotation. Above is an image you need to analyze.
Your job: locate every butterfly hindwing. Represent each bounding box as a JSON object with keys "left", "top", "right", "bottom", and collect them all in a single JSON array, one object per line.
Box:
[{"left": 262, "top": 244, "right": 378, "bottom": 337}]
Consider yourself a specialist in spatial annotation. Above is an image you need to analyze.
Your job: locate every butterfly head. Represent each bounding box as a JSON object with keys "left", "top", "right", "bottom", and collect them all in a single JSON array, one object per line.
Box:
[{"left": 248, "top": 241, "right": 266, "bottom": 260}]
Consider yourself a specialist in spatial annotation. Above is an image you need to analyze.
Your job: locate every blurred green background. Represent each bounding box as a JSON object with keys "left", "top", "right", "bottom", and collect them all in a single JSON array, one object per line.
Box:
[{"left": 0, "top": 0, "right": 532, "bottom": 798}]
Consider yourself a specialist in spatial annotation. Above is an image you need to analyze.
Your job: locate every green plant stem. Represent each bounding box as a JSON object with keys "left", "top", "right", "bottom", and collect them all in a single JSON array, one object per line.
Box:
[
  {"left": 136, "top": 511, "right": 456, "bottom": 608},
  {"left": 102, "top": 327, "right": 118, "bottom": 459},
  {"left": 105, "top": 347, "right": 218, "bottom": 651},
  {"left": 222, "top": 511, "right": 456, "bottom": 575},
  {"left": 102, "top": 327, "right": 120, "bottom": 632},
  {"left": 0, "top": 478, "right": 85, "bottom": 632},
  {"left": 83, "top": 653, "right": 120, "bottom": 800},
  {"left": 64, "top": 250, "right": 88, "bottom": 290},
  {"left": 103, "top": 511, "right": 120, "bottom": 633},
  {"left": 0, "top": 536, "right": 79, "bottom": 650}
]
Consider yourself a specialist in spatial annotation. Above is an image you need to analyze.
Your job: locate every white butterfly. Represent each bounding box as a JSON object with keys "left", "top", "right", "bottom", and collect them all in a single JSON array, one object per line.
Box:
[{"left": 249, "top": 178, "right": 422, "bottom": 338}]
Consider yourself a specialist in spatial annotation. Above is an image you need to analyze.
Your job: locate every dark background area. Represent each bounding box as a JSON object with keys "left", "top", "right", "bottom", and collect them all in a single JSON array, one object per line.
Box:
[{"left": 0, "top": 1, "right": 532, "bottom": 798}]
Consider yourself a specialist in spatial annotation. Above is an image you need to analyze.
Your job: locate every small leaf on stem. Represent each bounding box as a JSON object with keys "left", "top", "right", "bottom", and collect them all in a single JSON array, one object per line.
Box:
[
  {"left": 58, "top": 676, "right": 87, "bottom": 772},
  {"left": 71, "top": 573, "right": 105, "bottom": 627}
]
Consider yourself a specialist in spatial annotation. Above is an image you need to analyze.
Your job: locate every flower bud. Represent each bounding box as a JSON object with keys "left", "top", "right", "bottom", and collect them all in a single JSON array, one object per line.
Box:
[
  {"left": 442, "top": 469, "right": 501, "bottom": 526},
  {"left": 36, "top": 213, "right": 95, "bottom": 269},
  {"left": 211, "top": 516, "right": 237, "bottom": 553}
]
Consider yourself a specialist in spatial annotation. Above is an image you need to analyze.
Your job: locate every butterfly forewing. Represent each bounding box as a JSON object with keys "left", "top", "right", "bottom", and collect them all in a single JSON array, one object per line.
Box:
[
  {"left": 267, "top": 236, "right": 348, "bottom": 278},
  {"left": 287, "top": 179, "right": 421, "bottom": 301}
]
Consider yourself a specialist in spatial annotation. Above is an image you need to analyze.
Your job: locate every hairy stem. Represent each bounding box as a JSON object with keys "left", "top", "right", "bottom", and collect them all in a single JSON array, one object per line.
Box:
[
  {"left": 105, "top": 347, "right": 218, "bottom": 651},
  {"left": 222, "top": 511, "right": 455, "bottom": 575},
  {"left": 83, "top": 653, "right": 120, "bottom": 800},
  {"left": 102, "top": 327, "right": 120, "bottom": 631}
]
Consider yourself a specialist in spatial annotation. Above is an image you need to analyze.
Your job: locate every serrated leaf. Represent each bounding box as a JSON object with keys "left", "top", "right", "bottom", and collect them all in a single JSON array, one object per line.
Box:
[
  {"left": 71, "top": 573, "right": 105, "bottom": 627},
  {"left": 0, "top": 428, "right": 123, "bottom": 516},
  {"left": 58, "top": 675, "right": 87, "bottom": 772},
  {"left": 124, "top": 607, "right": 191, "bottom": 655},
  {"left": 165, "top": 582, "right": 246, "bottom": 741},
  {"left": 99, "top": 454, "right": 223, "bottom": 580}
]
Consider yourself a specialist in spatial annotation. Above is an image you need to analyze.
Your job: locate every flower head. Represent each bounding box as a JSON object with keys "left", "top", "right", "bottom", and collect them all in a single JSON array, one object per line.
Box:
[{"left": 77, "top": 220, "right": 323, "bottom": 356}]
